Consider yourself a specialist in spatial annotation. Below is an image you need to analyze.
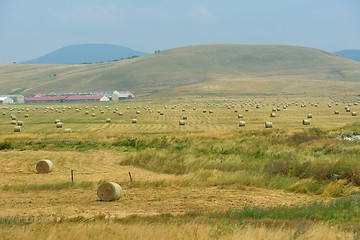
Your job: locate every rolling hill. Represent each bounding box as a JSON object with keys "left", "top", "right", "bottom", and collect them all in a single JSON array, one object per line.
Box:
[
  {"left": 1, "top": 44, "right": 360, "bottom": 97},
  {"left": 334, "top": 50, "right": 360, "bottom": 62},
  {"left": 23, "top": 44, "right": 147, "bottom": 64}
]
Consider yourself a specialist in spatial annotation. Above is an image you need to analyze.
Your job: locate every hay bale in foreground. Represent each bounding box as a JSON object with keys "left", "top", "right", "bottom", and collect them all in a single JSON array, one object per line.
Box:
[
  {"left": 36, "top": 159, "right": 53, "bottom": 174},
  {"left": 265, "top": 122, "right": 273, "bottom": 128},
  {"left": 13, "top": 126, "right": 21, "bottom": 132},
  {"left": 352, "top": 112, "right": 357, "bottom": 116},
  {"left": 179, "top": 120, "right": 186, "bottom": 126},
  {"left": 302, "top": 119, "right": 310, "bottom": 125},
  {"left": 97, "top": 182, "right": 122, "bottom": 201}
]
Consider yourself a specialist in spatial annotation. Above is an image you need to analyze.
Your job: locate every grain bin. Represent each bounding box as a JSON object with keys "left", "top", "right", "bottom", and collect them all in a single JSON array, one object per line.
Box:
[
  {"left": 13, "top": 126, "right": 21, "bottom": 132},
  {"left": 239, "top": 121, "right": 246, "bottom": 127},
  {"left": 265, "top": 122, "right": 273, "bottom": 128},
  {"left": 302, "top": 119, "right": 310, "bottom": 125},
  {"left": 36, "top": 159, "right": 53, "bottom": 174},
  {"left": 97, "top": 182, "right": 122, "bottom": 201}
]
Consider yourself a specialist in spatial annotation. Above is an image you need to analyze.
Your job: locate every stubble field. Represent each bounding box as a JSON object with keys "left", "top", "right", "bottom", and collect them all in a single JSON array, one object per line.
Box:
[{"left": 1, "top": 96, "right": 360, "bottom": 239}]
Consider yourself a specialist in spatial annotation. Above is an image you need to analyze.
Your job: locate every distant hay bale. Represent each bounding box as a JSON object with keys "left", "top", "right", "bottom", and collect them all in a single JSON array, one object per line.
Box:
[
  {"left": 265, "top": 122, "right": 273, "bottom": 128},
  {"left": 56, "top": 122, "right": 63, "bottom": 128},
  {"left": 209, "top": 110, "right": 214, "bottom": 113},
  {"left": 182, "top": 115, "right": 188, "bottom": 120},
  {"left": 91, "top": 113, "right": 96, "bottom": 117},
  {"left": 85, "top": 111, "right": 89, "bottom": 115},
  {"left": 131, "top": 118, "right": 137, "bottom": 124},
  {"left": 11, "top": 115, "right": 16, "bottom": 120},
  {"left": 136, "top": 111, "right": 140, "bottom": 114},
  {"left": 270, "top": 112, "right": 276, "bottom": 117},
  {"left": 24, "top": 114, "right": 29, "bottom": 118},
  {"left": 345, "top": 108, "right": 351, "bottom": 112},
  {"left": 36, "top": 159, "right": 53, "bottom": 174},
  {"left": 118, "top": 112, "right": 123, "bottom": 116},
  {"left": 238, "top": 114, "right": 243, "bottom": 118},
  {"left": 10, "top": 120, "right": 17, "bottom": 125},
  {"left": 307, "top": 114, "right": 313, "bottom": 119},
  {"left": 159, "top": 112, "right": 164, "bottom": 115},
  {"left": 352, "top": 112, "right": 357, "bottom": 116},
  {"left": 17, "top": 121, "right": 23, "bottom": 126},
  {"left": 97, "top": 182, "right": 122, "bottom": 201},
  {"left": 239, "top": 121, "right": 246, "bottom": 127},
  {"left": 13, "top": 126, "right": 21, "bottom": 132},
  {"left": 64, "top": 128, "right": 72, "bottom": 133},
  {"left": 302, "top": 119, "right": 310, "bottom": 125},
  {"left": 334, "top": 110, "right": 339, "bottom": 115},
  {"left": 179, "top": 120, "right": 186, "bottom": 126},
  {"left": 2, "top": 112, "right": 5, "bottom": 115},
  {"left": 54, "top": 119, "right": 60, "bottom": 124},
  {"left": 106, "top": 118, "right": 111, "bottom": 123}
]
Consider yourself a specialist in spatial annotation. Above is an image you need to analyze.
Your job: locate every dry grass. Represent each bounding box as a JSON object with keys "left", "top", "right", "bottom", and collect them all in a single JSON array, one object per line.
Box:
[{"left": 0, "top": 222, "right": 355, "bottom": 240}]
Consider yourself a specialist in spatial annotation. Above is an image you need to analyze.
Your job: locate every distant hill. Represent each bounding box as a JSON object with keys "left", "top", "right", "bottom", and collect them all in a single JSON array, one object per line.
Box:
[
  {"left": 2, "top": 44, "right": 360, "bottom": 97},
  {"left": 23, "top": 44, "right": 148, "bottom": 64},
  {"left": 334, "top": 50, "right": 360, "bottom": 62}
]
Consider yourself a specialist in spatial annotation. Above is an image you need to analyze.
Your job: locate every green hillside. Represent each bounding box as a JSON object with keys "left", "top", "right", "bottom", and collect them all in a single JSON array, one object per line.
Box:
[{"left": 1, "top": 44, "right": 360, "bottom": 97}]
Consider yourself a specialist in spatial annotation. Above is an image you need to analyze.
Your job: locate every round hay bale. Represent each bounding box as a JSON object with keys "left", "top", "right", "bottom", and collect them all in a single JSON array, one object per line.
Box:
[
  {"left": 159, "top": 112, "right": 164, "bottom": 115},
  {"left": 106, "top": 118, "right": 111, "bottom": 123},
  {"left": 334, "top": 110, "right": 339, "bottom": 115},
  {"left": 270, "top": 112, "right": 276, "bottom": 117},
  {"left": 56, "top": 122, "right": 63, "bottom": 128},
  {"left": 307, "top": 114, "right": 313, "bottom": 119},
  {"left": 24, "top": 114, "right": 29, "bottom": 118},
  {"left": 131, "top": 118, "right": 137, "bottom": 124},
  {"left": 136, "top": 111, "right": 140, "bottom": 114},
  {"left": 238, "top": 114, "right": 243, "bottom": 118},
  {"left": 11, "top": 115, "right": 16, "bottom": 120},
  {"left": 85, "top": 111, "right": 89, "bottom": 115},
  {"left": 239, "top": 121, "right": 246, "bottom": 127},
  {"left": 265, "top": 122, "right": 273, "bottom": 128},
  {"left": 97, "top": 182, "right": 122, "bottom": 201},
  {"left": 302, "top": 119, "right": 310, "bottom": 125},
  {"left": 182, "top": 115, "right": 188, "bottom": 120},
  {"left": 2, "top": 112, "right": 5, "bottom": 115},
  {"left": 179, "top": 120, "right": 186, "bottom": 126},
  {"left": 352, "top": 112, "right": 357, "bottom": 116},
  {"left": 13, "top": 126, "right": 21, "bottom": 132},
  {"left": 209, "top": 110, "right": 214, "bottom": 113},
  {"left": 36, "top": 159, "right": 53, "bottom": 174},
  {"left": 91, "top": 113, "right": 96, "bottom": 117},
  {"left": 54, "top": 119, "right": 60, "bottom": 124},
  {"left": 118, "top": 112, "right": 123, "bottom": 116},
  {"left": 10, "top": 120, "right": 17, "bottom": 125},
  {"left": 64, "top": 128, "right": 72, "bottom": 133},
  {"left": 17, "top": 121, "right": 23, "bottom": 126}
]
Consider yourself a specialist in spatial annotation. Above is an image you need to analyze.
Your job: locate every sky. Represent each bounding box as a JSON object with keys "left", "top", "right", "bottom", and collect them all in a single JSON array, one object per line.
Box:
[{"left": 0, "top": 0, "right": 359, "bottom": 64}]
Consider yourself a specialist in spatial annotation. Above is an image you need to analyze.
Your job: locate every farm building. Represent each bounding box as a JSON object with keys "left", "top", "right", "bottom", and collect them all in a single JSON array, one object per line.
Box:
[
  {"left": 25, "top": 95, "right": 109, "bottom": 103},
  {"left": 112, "top": 91, "right": 134, "bottom": 101},
  {"left": 0, "top": 95, "right": 24, "bottom": 103},
  {"left": 0, "top": 96, "right": 14, "bottom": 104}
]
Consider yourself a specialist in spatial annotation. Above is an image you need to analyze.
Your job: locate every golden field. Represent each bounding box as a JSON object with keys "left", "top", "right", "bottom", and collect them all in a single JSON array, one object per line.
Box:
[{"left": 1, "top": 96, "right": 360, "bottom": 239}]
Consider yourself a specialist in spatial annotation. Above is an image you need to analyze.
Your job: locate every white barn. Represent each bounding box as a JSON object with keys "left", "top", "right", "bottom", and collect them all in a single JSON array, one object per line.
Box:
[{"left": 0, "top": 97, "right": 14, "bottom": 104}]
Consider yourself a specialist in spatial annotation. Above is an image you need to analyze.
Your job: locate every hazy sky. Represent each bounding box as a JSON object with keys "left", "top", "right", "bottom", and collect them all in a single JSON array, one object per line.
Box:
[{"left": 0, "top": 0, "right": 359, "bottom": 64}]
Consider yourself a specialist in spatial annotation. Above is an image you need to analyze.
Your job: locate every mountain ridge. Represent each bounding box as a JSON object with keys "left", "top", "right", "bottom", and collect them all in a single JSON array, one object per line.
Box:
[
  {"left": 23, "top": 44, "right": 148, "bottom": 64},
  {"left": 1, "top": 44, "right": 360, "bottom": 97}
]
